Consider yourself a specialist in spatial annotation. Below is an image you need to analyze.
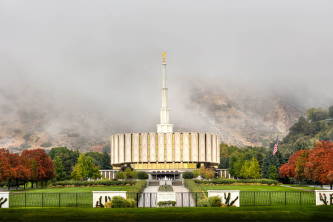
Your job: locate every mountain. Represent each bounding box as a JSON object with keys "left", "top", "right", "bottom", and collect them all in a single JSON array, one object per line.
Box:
[
  {"left": 189, "top": 87, "right": 304, "bottom": 147},
  {"left": 0, "top": 83, "right": 305, "bottom": 152}
]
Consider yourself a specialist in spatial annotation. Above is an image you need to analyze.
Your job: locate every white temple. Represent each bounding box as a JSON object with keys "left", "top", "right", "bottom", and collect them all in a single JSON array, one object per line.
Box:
[{"left": 106, "top": 52, "right": 221, "bottom": 180}]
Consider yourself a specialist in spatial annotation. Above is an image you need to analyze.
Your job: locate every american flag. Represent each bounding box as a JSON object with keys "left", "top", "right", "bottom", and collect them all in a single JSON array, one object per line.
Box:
[{"left": 273, "top": 137, "right": 279, "bottom": 155}]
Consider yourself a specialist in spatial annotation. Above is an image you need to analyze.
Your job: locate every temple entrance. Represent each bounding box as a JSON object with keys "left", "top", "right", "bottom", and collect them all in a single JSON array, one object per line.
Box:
[{"left": 150, "top": 171, "right": 180, "bottom": 180}]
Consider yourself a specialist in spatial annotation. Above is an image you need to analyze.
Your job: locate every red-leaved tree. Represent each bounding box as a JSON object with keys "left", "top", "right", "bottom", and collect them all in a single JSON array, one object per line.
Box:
[
  {"left": 21, "top": 149, "right": 55, "bottom": 188},
  {"left": 280, "top": 141, "right": 333, "bottom": 189},
  {"left": 303, "top": 141, "right": 333, "bottom": 189}
]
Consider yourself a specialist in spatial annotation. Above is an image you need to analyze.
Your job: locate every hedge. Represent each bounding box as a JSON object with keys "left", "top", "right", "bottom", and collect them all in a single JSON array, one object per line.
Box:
[
  {"left": 52, "top": 180, "right": 136, "bottom": 186},
  {"left": 194, "top": 178, "right": 279, "bottom": 185}
]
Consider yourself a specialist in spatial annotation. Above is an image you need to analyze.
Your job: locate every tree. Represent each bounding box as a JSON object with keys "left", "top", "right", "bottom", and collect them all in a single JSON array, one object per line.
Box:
[
  {"left": 239, "top": 157, "right": 261, "bottom": 179},
  {"left": 307, "top": 108, "right": 329, "bottom": 122},
  {"left": 54, "top": 156, "right": 66, "bottom": 181},
  {"left": 279, "top": 149, "right": 308, "bottom": 179},
  {"left": 71, "top": 154, "right": 100, "bottom": 180},
  {"left": 49, "top": 147, "right": 79, "bottom": 180},
  {"left": 303, "top": 141, "right": 333, "bottom": 187},
  {"left": 267, "top": 165, "right": 278, "bottom": 180},
  {"left": 21, "top": 149, "right": 55, "bottom": 187},
  {"left": 0, "top": 149, "right": 11, "bottom": 185},
  {"left": 329, "top": 106, "right": 333, "bottom": 118},
  {"left": 86, "top": 151, "right": 111, "bottom": 169}
]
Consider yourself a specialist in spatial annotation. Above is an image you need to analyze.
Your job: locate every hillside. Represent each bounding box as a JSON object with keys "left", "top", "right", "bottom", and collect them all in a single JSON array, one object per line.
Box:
[
  {"left": 279, "top": 106, "right": 333, "bottom": 156},
  {"left": 0, "top": 84, "right": 305, "bottom": 151}
]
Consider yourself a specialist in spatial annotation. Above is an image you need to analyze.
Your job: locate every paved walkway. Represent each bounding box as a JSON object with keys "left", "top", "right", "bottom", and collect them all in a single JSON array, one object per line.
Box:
[{"left": 139, "top": 181, "right": 195, "bottom": 207}]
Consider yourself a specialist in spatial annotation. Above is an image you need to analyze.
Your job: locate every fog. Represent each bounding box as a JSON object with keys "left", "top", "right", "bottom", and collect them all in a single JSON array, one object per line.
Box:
[{"left": 0, "top": 0, "right": 333, "bottom": 148}]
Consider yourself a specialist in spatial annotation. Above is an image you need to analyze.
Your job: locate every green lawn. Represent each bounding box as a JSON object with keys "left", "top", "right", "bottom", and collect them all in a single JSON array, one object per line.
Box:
[
  {"left": 199, "top": 185, "right": 315, "bottom": 191},
  {"left": 19, "top": 186, "right": 134, "bottom": 193},
  {"left": 9, "top": 185, "right": 138, "bottom": 208},
  {"left": 1, "top": 206, "right": 333, "bottom": 222}
]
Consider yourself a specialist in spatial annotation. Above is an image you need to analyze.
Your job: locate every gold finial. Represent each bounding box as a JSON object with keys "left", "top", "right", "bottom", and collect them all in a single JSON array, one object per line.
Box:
[{"left": 162, "top": 51, "right": 167, "bottom": 64}]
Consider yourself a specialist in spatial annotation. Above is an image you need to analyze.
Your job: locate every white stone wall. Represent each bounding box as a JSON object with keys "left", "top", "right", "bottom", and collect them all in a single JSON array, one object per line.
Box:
[
  {"left": 199, "top": 133, "right": 206, "bottom": 162},
  {"left": 315, "top": 190, "right": 333, "bottom": 205},
  {"left": 191, "top": 132, "right": 199, "bottom": 162},
  {"left": 149, "top": 133, "right": 156, "bottom": 162},
  {"left": 206, "top": 133, "right": 212, "bottom": 162},
  {"left": 132, "top": 133, "right": 139, "bottom": 162},
  {"left": 182, "top": 132, "right": 190, "bottom": 162},
  {"left": 166, "top": 133, "right": 173, "bottom": 162},
  {"left": 141, "top": 133, "right": 148, "bottom": 162},
  {"left": 93, "top": 191, "right": 127, "bottom": 208},
  {"left": 118, "top": 134, "right": 124, "bottom": 163},
  {"left": 158, "top": 133, "right": 165, "bottom": 162},
  {"left": 174, "top": 132, "right": 181, "bottom": 162},
  {"left": 207, "top": 190, "right": 240, "bottom": 207},
  {"left": 0, "top": 192, "right": 9, "bottom": 208},
  {"left": 110, "top": 132, "right": 220, "bottom": 165}
]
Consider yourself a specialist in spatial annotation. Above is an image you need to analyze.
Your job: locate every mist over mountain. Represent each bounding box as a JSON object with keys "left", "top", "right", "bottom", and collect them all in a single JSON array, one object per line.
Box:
[{"left": 1, "top": 0, "right": 333, "bottom": 151}]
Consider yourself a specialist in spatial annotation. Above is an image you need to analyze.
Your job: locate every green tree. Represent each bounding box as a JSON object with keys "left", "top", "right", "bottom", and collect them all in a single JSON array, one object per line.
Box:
[
  {"left": 49, "top": 147, "right": 79, "bottom": 180},
  {"left": 239, "top": 157, "right": 261, "bottom": 179},
  {"left": 54, "top": 156, "right": 66, "bottom": 181},
  {"left": 86, "top": 151, "right": 112, "bottom": 169},
  {"left": 329, "top": 105, "right": 333, "bottom": 118},
  {"left": 71, "top": 154, "right": 100, "bottom": 180},
  {"left": 267, "top": 165, "right": 278, "bottom": 180}
]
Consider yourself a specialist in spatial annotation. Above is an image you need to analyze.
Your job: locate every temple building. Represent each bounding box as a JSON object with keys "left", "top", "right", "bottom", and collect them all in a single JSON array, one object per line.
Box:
[{"left": 102, "top": 53, "right": 223, "bottom": 180}]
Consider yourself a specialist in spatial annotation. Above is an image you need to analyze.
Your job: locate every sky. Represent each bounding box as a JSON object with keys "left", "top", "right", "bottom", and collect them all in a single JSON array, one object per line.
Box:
[{"left": 0, "top": 0, "right": 333, "bottom": 139}]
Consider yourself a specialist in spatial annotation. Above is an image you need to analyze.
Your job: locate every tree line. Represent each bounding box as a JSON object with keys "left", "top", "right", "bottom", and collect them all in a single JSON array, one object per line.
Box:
[{"left": 0, "top": 146, "right": 111, "bottom": 189}]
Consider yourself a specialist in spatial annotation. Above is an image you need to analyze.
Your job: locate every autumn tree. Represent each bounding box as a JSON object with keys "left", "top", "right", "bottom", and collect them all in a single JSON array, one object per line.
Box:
[
  {"left": 21, "top": 149, "right": 55, "bottom": 187},
  {"left": 303, "top": 141, "right": 333, "bottom": 189}
]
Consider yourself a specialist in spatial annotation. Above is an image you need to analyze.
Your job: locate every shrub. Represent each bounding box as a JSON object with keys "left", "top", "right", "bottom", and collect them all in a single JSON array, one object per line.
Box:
[
  {"left": 137, "top": 171, "right": 149, "bottom": 180},
  {"left": 111, "top": 196, "right": 129, "bottom": 208},
  {"left": 52, "top": 179, "right": 136, "bottom": 186},
  {"left": 182, "top": 172, "right": 194, "bottom": 179},
  {"left": 158, "top": 185, "right": 173, "bottom": 192},
  {"left": 157, "top": 201, "right": 176, "bottom": 207},
  {"left": 104, "top": 201, "right": 112, "bottom": 208},
  {"left": 193, "top": 178, "right": 279, "bottom": 185},
  {"left": 193, "top": 169, "right": 200, "bottom": 178},
  {"left": 131, "top": 181, "right": 147, "bottom": 193},
  {"left": 208, "top": 196, "right": 221, "bottom": 207},
  {"left": 197, "top": 198, "right": 209, "bottom": 207},
  {"left": 126, "top": 198, "right": 136, "bottom": 208},
  {"left": 115, "top": 172, "right": 125, "bottom": 180}
]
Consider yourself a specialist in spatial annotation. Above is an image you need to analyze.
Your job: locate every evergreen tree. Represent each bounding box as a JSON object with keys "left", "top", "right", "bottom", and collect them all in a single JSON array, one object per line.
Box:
[{"left": 54, "top": 156, "right": 66, "bottom": 181}]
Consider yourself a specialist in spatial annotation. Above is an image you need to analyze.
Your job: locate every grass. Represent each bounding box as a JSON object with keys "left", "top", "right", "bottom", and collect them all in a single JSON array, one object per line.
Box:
[
  {"left": 199, "top": 185, "right": 314, "bottom": 191},
  {"left": 1, "top": 206, "right": 333, "bottom": 222},
  {"left": 9, "top": 181, "right": 147, "bottom": 208},
  {"left": 19, "top": 186, "right": 134, "bottom": 193}
]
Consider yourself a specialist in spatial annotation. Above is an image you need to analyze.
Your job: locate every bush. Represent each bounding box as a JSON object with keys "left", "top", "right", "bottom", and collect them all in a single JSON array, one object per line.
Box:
[
  {"left": 182, "top": 172, "right": 194, "bottom": 179},
  {"left": 158, "top": 185, "right": 173, "bottom": 192},
  {"left": 157, "top": 201, "right": 176, "bottom": 207},
  {"left": 131, "top": 181, "right": 147, "bottom": 193},
  {"left": 115, "top": 172, "right": 125, "bottom": 180},
  {"left": 193, "top": 178, "right": 279, "bottom": 185},
  {"left": 208, "top": 196, "right": 221, "bottom": 207},
  {"left": 104, "top": 201, "right": 112, "bottom": 208},
  {"left": 137, "top": 171, "right": 149, "bottom": 180},
  {"left": 126, "top": 198, "right": 136, "bottom": 208},
  {"left": 111, "top": 196, "right": 130, "bottom": 208},
  {"left": 197, "top": 198, "right": 209, "bottom": 207},
  {"left": 52, "top": 179, "right": 136, "bottom": 186}
]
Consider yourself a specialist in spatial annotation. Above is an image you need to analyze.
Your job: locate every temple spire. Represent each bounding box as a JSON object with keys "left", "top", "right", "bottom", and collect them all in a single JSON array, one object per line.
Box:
[{"left": 157, "top": 52, "right": 173, "bottom": 133}]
